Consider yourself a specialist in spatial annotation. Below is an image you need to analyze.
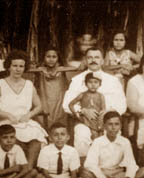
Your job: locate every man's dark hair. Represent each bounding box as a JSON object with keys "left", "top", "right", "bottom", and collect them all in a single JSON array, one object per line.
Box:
[
  {"left": 103, "top": 111, "right": 121, "bottom": 124},
  {"left": 85, "top": 46, "right": 104, "bottom": 57}
]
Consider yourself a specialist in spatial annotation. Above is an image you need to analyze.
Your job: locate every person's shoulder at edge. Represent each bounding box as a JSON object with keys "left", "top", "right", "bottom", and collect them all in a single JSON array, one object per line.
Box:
[{"left": 128, "top": 74, "right": 141, "bottom": 83}]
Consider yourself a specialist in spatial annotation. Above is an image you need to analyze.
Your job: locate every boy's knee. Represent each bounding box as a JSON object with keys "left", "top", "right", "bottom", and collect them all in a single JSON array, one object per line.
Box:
[
  {"left": 24, "top": 169, "right": 38, "bottom": 178},
  {"left": 135, "top": 167, "right": 144, "bottom": 178},
  {"left": 36, "top": 173, "right": 46, "bottom": 178},
  {"left": 30, "top": 169, "right": 38, "bottom": 176},
  {"left": 80, "top": 168, "right": 96, "bottom": 178},
  {"left": 74, "top": 124, "right": 91, "bottom": 137}
]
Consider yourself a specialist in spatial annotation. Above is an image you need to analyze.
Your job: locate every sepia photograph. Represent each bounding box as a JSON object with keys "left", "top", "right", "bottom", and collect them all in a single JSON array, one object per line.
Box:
[{"left": 0, "top": 0, "right": 144, "bottom": 178}]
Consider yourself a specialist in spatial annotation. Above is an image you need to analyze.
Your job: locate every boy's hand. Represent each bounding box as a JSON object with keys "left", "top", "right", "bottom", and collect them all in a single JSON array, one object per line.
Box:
[
  {"left": 81, "top": 108, "right": 98, "bottom": 120},
  {"left": 74, "top": 112, "right": 80, "bottom": 119}
]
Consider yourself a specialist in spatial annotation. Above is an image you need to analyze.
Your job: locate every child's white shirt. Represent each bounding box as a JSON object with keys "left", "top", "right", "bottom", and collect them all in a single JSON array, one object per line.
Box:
[
  {"left": 37, "top": 143, "right": 80, "bottom": 178},
  {"left": 0, "top": 144, "right": 27, "bottom": 169}
]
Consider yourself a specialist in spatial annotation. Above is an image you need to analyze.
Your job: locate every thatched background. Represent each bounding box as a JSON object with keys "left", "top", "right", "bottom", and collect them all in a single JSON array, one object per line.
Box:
[{"left": 0, "top": 0, "right": 143, "bottom": 64}]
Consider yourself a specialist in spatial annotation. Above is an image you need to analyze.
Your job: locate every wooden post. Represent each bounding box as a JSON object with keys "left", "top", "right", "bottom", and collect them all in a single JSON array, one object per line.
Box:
[
  {"left": 136, "top": 2, "right": 144, "bottom": 58},
  {"left": 27, "top": 0, "right": 39, "bottom": 64}
]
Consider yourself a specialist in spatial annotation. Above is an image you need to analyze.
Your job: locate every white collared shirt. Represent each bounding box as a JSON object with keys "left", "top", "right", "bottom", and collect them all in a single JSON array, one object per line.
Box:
[
  {"left": 0, "top": 144, "right": 27, "bottom": 169},
  {"left": 84, "top": 134, "right": 138, "bottom": 178},
  {"left": 37, "top": 144, "right": 80, "bottom": 174},
  {"left": 63, "top": 69, "right": 127, "bottom": 115}
]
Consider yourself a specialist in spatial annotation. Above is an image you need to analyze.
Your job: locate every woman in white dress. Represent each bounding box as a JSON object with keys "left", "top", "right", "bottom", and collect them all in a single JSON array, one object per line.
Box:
[
  {"left": 127, "top": 55, "right": 144, "bottom": 149},
  {"left": 0, "top": 50, "right": 48, "bottom": 169}
]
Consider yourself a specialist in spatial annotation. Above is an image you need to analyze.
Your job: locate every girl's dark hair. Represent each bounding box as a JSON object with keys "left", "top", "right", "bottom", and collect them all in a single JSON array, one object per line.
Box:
[
  {"left": 138, "top": 55, "right": 144, "bottom": 74},
  {"left": 4, "top": 49, "right": 29, "bottom": 71},
  {"left": 110, "top": 29, "right": 127, "bottom": 48},
  {"left": 43, "top": 46, "right": 62, "bottom": 65},
  {"left": 103, "top": 111, "right": 121, "bottom": 124}
]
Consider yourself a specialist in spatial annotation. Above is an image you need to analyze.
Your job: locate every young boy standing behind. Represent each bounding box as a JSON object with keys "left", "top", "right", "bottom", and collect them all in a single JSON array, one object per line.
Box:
[
  {"left": 0, "top": 124, "right": 30, "bottom": 178},
  {"left": 37, "top": 122, "right": 80, "bottom": 178}
]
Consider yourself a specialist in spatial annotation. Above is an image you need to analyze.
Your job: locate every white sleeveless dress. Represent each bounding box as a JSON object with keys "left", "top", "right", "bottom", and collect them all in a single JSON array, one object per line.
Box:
[
  {"left": 0, "top": 79, "right": 48, "bottom": 143},
  {"left": 127, "top": 75, "right": 144, "bottom": 147}
]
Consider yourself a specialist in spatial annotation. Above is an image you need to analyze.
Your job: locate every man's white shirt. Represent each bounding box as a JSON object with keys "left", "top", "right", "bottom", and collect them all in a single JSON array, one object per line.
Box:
[{"left": 63, "top": 69, "right": 127, "bottom": 115}]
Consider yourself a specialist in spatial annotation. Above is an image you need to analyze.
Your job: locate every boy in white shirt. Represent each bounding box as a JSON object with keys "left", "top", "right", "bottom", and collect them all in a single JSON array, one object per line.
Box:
[
  {"left": 37, "top": 122, "right": 80, "bottom": 178},
  {"left": 81, "top": 111, "right": 144, "bottom": 178},
  {"left": 0, "top": 124, "right": 36, "bottom": 178}
]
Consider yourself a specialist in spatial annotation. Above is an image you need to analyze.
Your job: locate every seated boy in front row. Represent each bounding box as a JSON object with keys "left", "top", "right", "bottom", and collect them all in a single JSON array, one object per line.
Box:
[
  {"left": 0, "top": 124, "right": 37, "bottom": 178},
  {"left": 36, "top": 122, "right": 80, "bottom": 178},
  {"left": 81, "top": 111, "right": 144, "bottom": 178}
]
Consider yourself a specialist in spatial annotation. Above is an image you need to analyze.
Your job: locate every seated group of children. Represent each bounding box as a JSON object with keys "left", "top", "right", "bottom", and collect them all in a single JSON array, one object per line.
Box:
[{"left": 1, "top": 111, "right": 144, "bottom": 178}]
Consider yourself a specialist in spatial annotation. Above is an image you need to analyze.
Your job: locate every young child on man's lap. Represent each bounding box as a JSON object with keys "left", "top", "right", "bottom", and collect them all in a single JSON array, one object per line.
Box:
[{"left": 69, "top": 72, "right": 106, "bottom": 139}]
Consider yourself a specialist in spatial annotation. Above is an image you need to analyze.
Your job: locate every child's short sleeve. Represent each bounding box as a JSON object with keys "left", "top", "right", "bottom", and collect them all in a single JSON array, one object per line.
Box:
[
  {"left": 15, "top": 145, "right": 27, "bottom": 165},
  {"left": 37, "top": 147, "right": 50, "bottom": 170},
  {"left": 69, "top": 149, "right": 80, "bottom": 171}
]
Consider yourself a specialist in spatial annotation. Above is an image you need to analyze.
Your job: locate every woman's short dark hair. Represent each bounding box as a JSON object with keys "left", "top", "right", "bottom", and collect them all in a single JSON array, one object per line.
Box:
[
  {"left": 138, "top": 55, "right": 144, "bottom": 74},
  {"left": 103, "top": 111, "right": 121, "bottom": 124},
  {"left": 4, "top": 50, "right": 29, "bottom": 71}
]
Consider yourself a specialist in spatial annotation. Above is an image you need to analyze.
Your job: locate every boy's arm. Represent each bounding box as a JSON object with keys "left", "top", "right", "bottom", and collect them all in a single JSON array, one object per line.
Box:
[
  {"left": 100, "top": 94, "right": 106, "bottom": 116},
  {"left": 69, "top": 93, "right": 83, "bottom": 119},
  {"left": 14, "top": 164, "right": 29, "bottom": 178},
  {"left": 69, "top": 93, "right": 83, "bottom": 112},
  {"left": 84, "top": 141, "right": 106, "bottom": 178},
  {"left": 123, "top": 141, "right": 139, "bottom": 178},
  {"left": 0, "top": 165, "right": 20, "bottom": 176},
  {"left": 40, "top": 168, "right": 52, "bottom": 178},
  {"left": 130, "top": 50, "right": 141, "bottom": 63}
]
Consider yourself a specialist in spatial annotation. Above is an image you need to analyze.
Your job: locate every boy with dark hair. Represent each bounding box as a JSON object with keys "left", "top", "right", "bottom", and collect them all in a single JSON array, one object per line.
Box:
[
  {"left": 37, "top": 122, "right": 80, "bottom": 178},
  {"left": 0, "top": 124, "right": 32, "bottom": 178},
  {"left": 81, "top": 111, "right": 144, "bottom": 178}
]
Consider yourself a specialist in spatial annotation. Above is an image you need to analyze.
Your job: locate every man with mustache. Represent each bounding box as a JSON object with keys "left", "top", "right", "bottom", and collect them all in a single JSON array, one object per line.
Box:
[{"left": 63, "top": 47, "right": 127, "bottom": 158}]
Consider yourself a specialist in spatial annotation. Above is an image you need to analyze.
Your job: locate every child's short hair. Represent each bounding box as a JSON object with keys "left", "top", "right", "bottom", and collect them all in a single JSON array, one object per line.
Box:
[
  {"left": 103, "top": 111, "right": 122, "bottom": 124},
  {"left": 85, "top": 72, "right": 102, "bottom": 85},
  {"left": 49, "top": 122, "right": 68, "bottom": 134},
  {"left": 0, "top": 124, "right": 16, "bottom": 136}
]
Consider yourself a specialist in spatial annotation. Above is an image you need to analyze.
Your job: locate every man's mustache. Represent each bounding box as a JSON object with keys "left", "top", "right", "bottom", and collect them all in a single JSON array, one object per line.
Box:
[{"left": 89, "top": 62, "right": 98, "bottom": 65}]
